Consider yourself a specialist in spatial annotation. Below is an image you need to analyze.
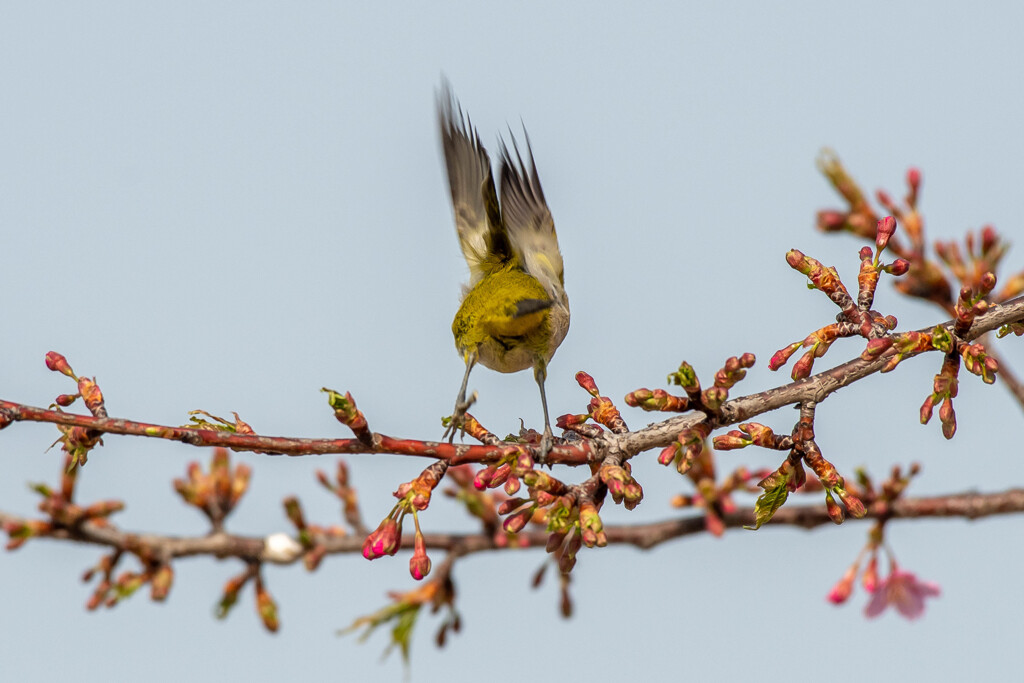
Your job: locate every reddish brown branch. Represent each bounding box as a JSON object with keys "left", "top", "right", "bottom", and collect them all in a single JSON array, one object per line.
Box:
[
  {"left": 1, "top": 296, "right": 1022, "bottom": 468},
  {"left": 619, "top": 295, "right": 1024, "bottom": 455}
]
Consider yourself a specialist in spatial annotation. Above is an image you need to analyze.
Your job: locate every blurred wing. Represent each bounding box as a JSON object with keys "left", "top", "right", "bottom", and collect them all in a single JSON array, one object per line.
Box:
[
  {"left": 499, "top": 131, "right": 565, "bottom": 296},
  {"left": 437, "top": 82, "right": 511, "bottom": 283}
]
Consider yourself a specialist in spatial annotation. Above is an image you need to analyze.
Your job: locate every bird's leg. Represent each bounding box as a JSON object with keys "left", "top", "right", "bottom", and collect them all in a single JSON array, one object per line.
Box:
[
  {"left": 534, "top": 361, "right": 554, "bottom": 464},
  {"left": 443, "top": 355, "right": 477, "bottom": 443}
]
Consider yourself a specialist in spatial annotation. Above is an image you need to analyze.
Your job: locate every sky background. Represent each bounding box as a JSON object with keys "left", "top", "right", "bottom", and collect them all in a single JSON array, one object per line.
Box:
[{"left": 2, "top": 2, "right": 1022, "bottom": 681}]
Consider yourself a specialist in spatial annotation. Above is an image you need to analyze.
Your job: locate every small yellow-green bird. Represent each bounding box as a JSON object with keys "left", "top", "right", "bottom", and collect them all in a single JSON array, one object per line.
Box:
[{"left": 437, "top": 83, "right": 569, "bottom": 458}]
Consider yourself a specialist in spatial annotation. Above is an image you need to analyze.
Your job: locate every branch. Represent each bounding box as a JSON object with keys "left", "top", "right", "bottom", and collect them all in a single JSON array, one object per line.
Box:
[
  {"left": 2, "top": 295, "right": 1022, "bottom": 467},
  {"left": 3, "top": 488, "right": 1021, "bottom": 562}
]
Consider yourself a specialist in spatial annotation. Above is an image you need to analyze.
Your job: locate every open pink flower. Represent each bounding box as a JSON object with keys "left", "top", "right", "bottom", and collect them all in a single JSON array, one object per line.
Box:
[{"left": 864, "top": 566, "right": 940, "bottom": 620}]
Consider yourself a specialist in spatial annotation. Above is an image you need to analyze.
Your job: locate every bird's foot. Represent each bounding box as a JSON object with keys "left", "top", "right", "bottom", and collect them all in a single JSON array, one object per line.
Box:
[
  {"left": 536, "top": 425, "right": 555, "bottom": 466},
  {"left": 442, "top": 391, "right": 477, "bottom": 443}
]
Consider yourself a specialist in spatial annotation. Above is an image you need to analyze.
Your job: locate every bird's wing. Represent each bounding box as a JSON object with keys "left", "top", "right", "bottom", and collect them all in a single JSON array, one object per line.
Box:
[
  {"left": 437, "top": 82, "right": 512, "bottom": 283},
  {"left": 498, "top": 131, "right": 565, "bottom": 299}
]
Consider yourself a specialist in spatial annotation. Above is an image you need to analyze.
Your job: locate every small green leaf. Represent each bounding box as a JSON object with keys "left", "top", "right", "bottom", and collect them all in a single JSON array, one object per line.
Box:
[{"left": 745, "top": 483, "right": 789, "bottom": 530}]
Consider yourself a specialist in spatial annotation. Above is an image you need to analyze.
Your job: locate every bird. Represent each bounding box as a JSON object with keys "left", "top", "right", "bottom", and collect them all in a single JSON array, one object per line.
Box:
[{"left": 436, "top": 82, "right": 569, "bottom": 460}]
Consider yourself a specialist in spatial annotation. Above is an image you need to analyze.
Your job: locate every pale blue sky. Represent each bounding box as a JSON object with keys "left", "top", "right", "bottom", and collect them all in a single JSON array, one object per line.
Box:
[{"left": 2, "top": 2, "right": 1022, "bottom": 681}]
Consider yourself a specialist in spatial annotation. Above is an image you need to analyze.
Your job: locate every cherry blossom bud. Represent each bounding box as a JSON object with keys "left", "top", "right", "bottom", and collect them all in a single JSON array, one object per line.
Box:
[
  {"left": 409, "top": 533, "right": 431, "bottom": 581},
  {"left": 862, "top": 555, "right": 879, "bottom": 592},
  {"left": 875, "top": 216, "right": 897, "bottom": 251},
  {"left": 827, "top": 562, "right": 858, "bottom": 604},
  {"left": 887, "top": 258, "right": 910, "bottom": 276},
  {"left": 45, "top": 351, "right": 76, "bottom": 378},
  {"left": 362, "top": 518, "right": 401, "bottom": 560}
]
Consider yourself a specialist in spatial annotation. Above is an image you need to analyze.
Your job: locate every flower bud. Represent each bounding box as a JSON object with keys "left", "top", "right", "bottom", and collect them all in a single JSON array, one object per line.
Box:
[
  {"left": 816, "top": 209, "right": 847, "bottom": 232},
  {"left": 875, "top": 216, "right": 897, "bottom": 251},
  {"left": 862, "top": 555, "right": 879, "bottom": 592},
  {"left": 409, "top": 533, "right": 431, "bottom": 581},
  {"left": 502, "top": 508, "right": 532, "bottom": 534},
  {"left": 657, "top": 444, "right": 679, "bottom": 465},
  {"left": 887, "top": 258, "right": 910, "bottom": 276},
  {"left": 574, "top": 371, "right": 599, "bottom": 396},
  {"left": 362, "top": 518, "right": 401, "bottom": 560},
  {"left": 45, "top": 351, "right": 76, "bottom": 378},
  {"left": 825, "top": 490, "right": 844, "bottom": 524},
  {"left": 827, "top": 562, "right": 858, "bottom": 604}
]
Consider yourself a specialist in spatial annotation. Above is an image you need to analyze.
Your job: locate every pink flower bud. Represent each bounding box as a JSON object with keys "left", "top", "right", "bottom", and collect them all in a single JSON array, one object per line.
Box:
[
  {"left": 906, "top": 167, "right": 921, "bottom": 192},
  {"left": 502, "top": 508, "right": 532, "bottom": 534},
  {"left": 939, "top": 397, "right": 957, "bottom": 439},
  {"left": 574, "top": 371, "right": 599, "bottom": 396},
  {"left": 791, "top": 351, "right": 815, "bottom": 380},
  {"left": 816, "top": 209, "right": 847, "bottom": 232},
  {"left": 827, "top": 563, "right": 858, "bottom": 604},
  {"left": 361, "top": 518, "right": 401, "bottom": 560},
  {"left": 825, "top": 491, "right": 844, "bottom": 524},
  {"left": 875, "top": 189, "right": 895, "bottom": 211},
  {"left": 884, "top": 259, "right": 908, "bottom": 277},
  {"left": 409, "top": 533, "right": 431, "bottom": 581},
  {"left": 45, "top": 351, "right": 76, "bottom": 378},
  {"left": 862, "top": 555, "right": 879, "bottom": 592},
  {"left": 875, "top": 216, "right": 897, "bottom": 251}
]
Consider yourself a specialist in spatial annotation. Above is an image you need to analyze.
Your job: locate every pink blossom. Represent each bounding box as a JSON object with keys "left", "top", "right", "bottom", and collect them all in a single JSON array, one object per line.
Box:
[{"left": 864, "top": 567, "right": 940, "bottom": 620}]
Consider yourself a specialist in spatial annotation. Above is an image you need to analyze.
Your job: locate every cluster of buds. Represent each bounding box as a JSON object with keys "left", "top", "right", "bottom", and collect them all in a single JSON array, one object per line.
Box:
[
  {"left": 659, "top": 422, "right": 712, "bottom": 476},
  {"left": 828, "top": 537, "right": 939, "bottom": 620},
  {"left": 282, "top": 496, "right": 346, "bottom": 571},
  {"left": 852, "top": 462, "right": 921, "bottom": 505},
  {"left": 936, "top": 225, "right": 1024, "bottom": 302},
  {"left": 502, "top": 463, "right": 626, "bottom": 573},
  {"left": 4, "top": 454, "right": 124, "bottom": 548},
  {"left": 623, "top": 387, "right": 689, "bottom": 413},
  {"left": 45, "top": 352, "right": 108, "bottom": 468},
  {"left": 629, "top": 356, "right": 758, "bottom": 418},
  {"left": 920, "top": 353, "right": 960, "bottom": 439},
  {"left": 598, "top": 462, "right": 643, "bottom": 510},
  {"left": 770, "top": 218, "right": 906, "bottom": 380},
  {"left": 658, "top": 356, "right": 755, "bottom": 415},
  {"left": 47, "top": 353, "right": 107, "bottom": 417},
  {"left": 744, "top": 404, "right": 866, "bottom": 529},
  {"left": 818, "top": 155, "right": 1017, "bottom": 381},
  {"left": 499, "top": 467, "right": 569, "bottom": 536},
  {"left": 472, "top": 445, "right": 535, "bottom": 498},
  {"left": 858, "top": 281, "right": 1000, "bottom": 440},
  {"left": 714, "top": 422, "right": 791, "bottom": 451},
  {"left": 540, "top": 494, "right": 590, "bottom": 574},
  {"left": 802, "top": 444, "right": 866, "bottom": 524},
  {"left": 817, "top": 153, "right": 932, "bottom": 288},
  {"left": 670, "top": 466, "right": 760, "bottom": 537},
  {"left": 173, "top": 448, "right": 252, "bottom": 528},
  {"left": 815, "top": 149, "right": 886, "bottom": 241},
  {"left": 362, "top": 461, "right": 447, "bottom": 581},
  {"left": 83, "top": 555, "right": 175, "bottom": 610},
  {"left": 557, "top": 372, "right": 629, "bottom": 437},
  {"left": 216, "top": 565, "right": 279, "bottom": 632}
]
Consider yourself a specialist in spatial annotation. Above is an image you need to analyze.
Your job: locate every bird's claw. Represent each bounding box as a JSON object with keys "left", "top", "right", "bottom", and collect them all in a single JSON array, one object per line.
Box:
[
  {"left": 443, "top": 391, "right": 477, "bottom": 443},
  {"left": 536, "top": 426, "right": 554, "bottom": 466}
]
